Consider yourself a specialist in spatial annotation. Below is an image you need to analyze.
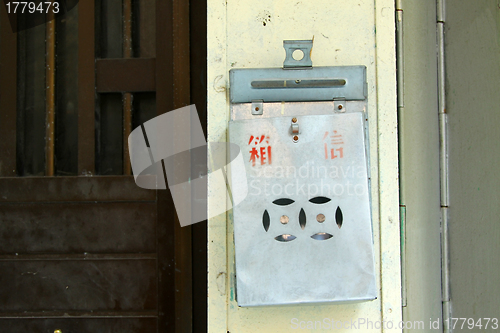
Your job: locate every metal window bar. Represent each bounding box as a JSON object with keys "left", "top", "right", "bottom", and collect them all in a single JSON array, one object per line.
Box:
[
  {"left": 0, "top": 3, "right": 18, "bottom": 177},
  {"left": 45, "top": 11, "right": 56, "bottom": 176},
  {"left": 123, "top": 0, "right": 133, "bottom": 175}
]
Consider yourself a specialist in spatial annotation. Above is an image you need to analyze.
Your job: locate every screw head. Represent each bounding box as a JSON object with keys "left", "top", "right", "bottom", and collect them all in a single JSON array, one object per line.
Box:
[
  {"left": 255, "top": 107, "right": 260, "bottom": 111},
  {"left": 280, "top": 215, "right": 289, "bottom": 224},
  {"left": 316, "top": 214, "right": 326, "bottom": 223},
  {"left": 54, "top": 330, "right": 62, "bottom": 333},
  {"left": 293, "top": 135, "right": 299, "bottom": 142},
  {"left": 338, "top": 104, "right": 343, "bottom": 110},
  {"left": 292, "top": 117, "right": 297, "bottom": 123}
]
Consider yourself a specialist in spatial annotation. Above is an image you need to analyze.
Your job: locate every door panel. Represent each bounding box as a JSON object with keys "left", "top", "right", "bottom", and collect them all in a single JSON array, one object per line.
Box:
[
  {"left": 0, "top": 177, "right": 161, "bottom": 326},
  {"left": 0, "top": 318, "right": 157, "bottom": 333},
  {"left": 0, "top": 177, "right": 155, "bottom": 202},
  {"left": 0, "top": 203, "right": 156, "bottom": 253},
  {"left": 0, "top": 0, "right": 208, "bottom": 330},
  {"left": 0, "top": 260, "right": 157, "bottom": 312}
]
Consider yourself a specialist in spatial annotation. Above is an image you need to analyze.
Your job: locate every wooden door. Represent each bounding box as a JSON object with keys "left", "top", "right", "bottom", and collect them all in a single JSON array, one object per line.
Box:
[{"left": 0, "top": 1, "right": 207, "bottom": 332}]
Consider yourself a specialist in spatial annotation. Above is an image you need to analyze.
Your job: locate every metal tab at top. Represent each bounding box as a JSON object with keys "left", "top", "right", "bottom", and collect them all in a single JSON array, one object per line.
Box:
[
  {"left": 283, "top": 39, "right": 313, "bottom": 69},
  {"left": 228, "top": 40, "right": 375, "bottom": 307}
]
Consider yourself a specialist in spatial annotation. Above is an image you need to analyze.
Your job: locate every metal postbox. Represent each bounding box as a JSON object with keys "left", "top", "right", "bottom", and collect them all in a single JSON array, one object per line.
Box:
[{"left": 228, "top": 40, "right": 377, "bottom": 307}]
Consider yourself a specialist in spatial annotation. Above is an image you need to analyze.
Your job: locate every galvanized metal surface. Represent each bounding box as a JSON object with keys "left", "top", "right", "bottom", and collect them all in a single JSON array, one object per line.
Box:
[
  {"left": 334, "top": 98, "right": 347, "bottom": 112},
  {"left": 232, "top": 101, "right": 367, "bottom": 120},
  {"left": 436, "top": 0, "right": 446, "bottom": 22},
  {"left": 229, "top": 66, "right": 367, "bottom": 103},
  {"left": 441, "top": 206, "right": 451, "bottom": 331},
  {"left": 251, "top": 78, "right": 346, "bottom": 89},
  {"left": 251, "top": 99, "right": 263, "bottom": 115},
  {"left": 396, "top": 8, "right": 406, "bottom": 311},
  {"left": 229, "top": 111, "right": 376, "bottom": 306},
  {"left": 282, "top": 39, "right": 313, "bottom": 68},
  {"left": 437, "top": 1, "right": 451, "bottom": 331},
  {"left": 396, "top": 9, "right": 404, "bottom": 109}
]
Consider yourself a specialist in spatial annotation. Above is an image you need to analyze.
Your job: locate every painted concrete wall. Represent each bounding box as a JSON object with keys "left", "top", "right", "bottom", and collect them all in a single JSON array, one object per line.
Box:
[
  {"left": 207, "top": 1, "right": 400, "bottom": 331},
  {"left": 445, "top": 0, "right": 500, "bottom": 324},
  {"left": 398, "top": 0, "right": 444, "bottom": 329}
]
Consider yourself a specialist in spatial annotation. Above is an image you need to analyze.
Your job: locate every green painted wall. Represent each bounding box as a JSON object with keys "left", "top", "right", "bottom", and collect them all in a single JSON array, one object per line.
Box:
[
  {"left": 446, "top": 0, "right": 500, "bottom": 324},
  {"left": 399, "top": 0, "right": 443, "bottom": 329}
]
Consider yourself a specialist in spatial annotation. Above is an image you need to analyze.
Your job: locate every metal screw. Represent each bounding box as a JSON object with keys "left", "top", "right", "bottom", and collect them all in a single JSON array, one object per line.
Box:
[
  {"left": 293, "top": 135, "right": 299, "bottom": 142},
  {"left": 295, "top": 79, "right": 301, "bottom": 84},
  {"left": 338, "top": 104, "right": 343, "bottom": 110},
  {"left": 280, "top": 215, "right": 289, "bottom": 224},
  {"left": 316, "top": 214, "right": 326, "bottom": 223},
  {"left": 255, "top": 107, "right": 260, "bottom": 111},
  {"left": 292, "top": 117, "right": 297, "bottom": 123},
  {"left": 54, "top": 330, "right": 62, "bottom": 333}
]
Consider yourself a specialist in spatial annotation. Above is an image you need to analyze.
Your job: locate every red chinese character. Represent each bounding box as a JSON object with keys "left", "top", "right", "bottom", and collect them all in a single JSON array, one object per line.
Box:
[
  {"left": 248, "top": 135, "right": 272, "bottom": 166},
  {"left": 323, "top": 131, "right": 344, "bottom": 160},
  {"left": 249, "top": 147, "right": 260, "bottom": 166}
]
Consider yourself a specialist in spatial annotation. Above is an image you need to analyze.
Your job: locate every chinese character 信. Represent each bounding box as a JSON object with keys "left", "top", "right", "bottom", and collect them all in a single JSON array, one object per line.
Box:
[{"left": 323, "top": 131, "right": 344, "bottom": 160}]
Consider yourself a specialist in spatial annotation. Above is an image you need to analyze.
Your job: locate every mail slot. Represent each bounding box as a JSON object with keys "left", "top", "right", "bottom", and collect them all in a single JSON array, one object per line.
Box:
[{"left": 228, "top": 40, "right": 377, "bottom": 307}]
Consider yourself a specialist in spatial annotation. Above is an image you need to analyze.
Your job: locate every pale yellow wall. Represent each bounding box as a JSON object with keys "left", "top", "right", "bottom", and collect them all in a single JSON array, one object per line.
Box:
[{"left": 207, "top": 1, "right": 401, "bottom": 331}]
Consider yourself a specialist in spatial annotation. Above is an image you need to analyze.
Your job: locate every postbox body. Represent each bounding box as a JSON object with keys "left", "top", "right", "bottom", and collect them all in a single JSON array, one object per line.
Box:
[
  {"left": 229, "top": 45, "right": 377, "bottom": 306},
  {"left": 228, "top": 59, "right": 377, "bottom": 306}
]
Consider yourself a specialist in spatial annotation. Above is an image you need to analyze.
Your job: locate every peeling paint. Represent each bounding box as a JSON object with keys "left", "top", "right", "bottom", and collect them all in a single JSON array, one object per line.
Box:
[
  {"left": 256, "top": 10, "right": 272, "bottom": 27},
  {"left": 213, "top": 75, "right": 226, "bottom": 93},
  {"left": 216, "top": 272, "right": 227, "bottom": 296}
]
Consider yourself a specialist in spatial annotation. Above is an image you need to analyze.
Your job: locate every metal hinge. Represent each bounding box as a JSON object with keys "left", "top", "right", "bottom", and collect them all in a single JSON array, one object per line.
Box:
[
  {"left": 396, "top": 8, "right": 404, "bottom": 109},
  {"left": 400, "top": 205, "right": 407, "bottom": 307}
]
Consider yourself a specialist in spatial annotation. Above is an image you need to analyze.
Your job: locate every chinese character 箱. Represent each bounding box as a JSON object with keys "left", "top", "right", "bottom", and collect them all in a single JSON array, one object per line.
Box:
[
  {"left": 248, "top": 135, "right": 272, "bottom": 166},
  {"left": 323, "top": 131, "right": 344, "bottom": 160}
]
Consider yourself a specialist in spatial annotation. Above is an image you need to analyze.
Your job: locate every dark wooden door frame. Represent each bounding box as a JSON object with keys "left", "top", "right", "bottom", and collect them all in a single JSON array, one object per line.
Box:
[
  {"left": 0, "top": 176, "right": 159, "bottom": 332},
  {"left": 77, "top": 1, "right": 196, "bottom": 330},
  {"left": 0, "top": 0, "right": 207, "bottom": 331},
  {"left": 0, "top": 2, "right": 18, "bottom": 177}
]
